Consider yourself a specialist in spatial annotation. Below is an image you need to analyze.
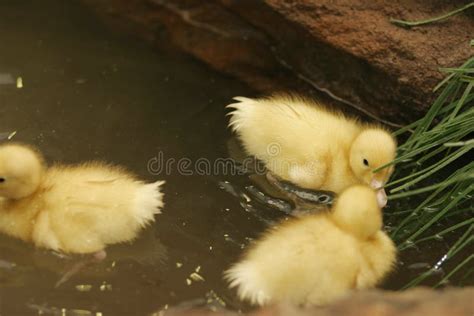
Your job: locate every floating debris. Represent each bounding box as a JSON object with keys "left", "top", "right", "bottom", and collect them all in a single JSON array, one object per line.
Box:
[
  {"left": 205, "top": 290, "right": 227, "bottom": 308},
  {"left": 150, "top": 304, "right": 169, "bottom": 316},
  {"left": 16, "top": 77, "right": 23, "bottom": 88},
  {"left": 176, "top": 262, "right": 183, "bottom": 268},
  {"left": 70, "top": 309, "right": 93, "bottom": 316},
  {"left": 189, "top": 272, "right": 205, "bottom": 282},
  {"left": 0, "top": 131, "right": 17, "bottom": 141},
  {"left": 407, "top": 262, "right": 431, "bottom": 270},
  {"left": 8, "top": 131, "right": 17, "bottom": 139},
  {"left": 0, "top": 259, "right": 16, "bottom": 269},
  {"left": 99, "top": 282, "right": 112, "bottom": 291},
  {"left": 185, "top": 266, "right": 205, "bottom": 284},
  {"left": 75, "top": 284, "right": 93, "bottom": 292}
]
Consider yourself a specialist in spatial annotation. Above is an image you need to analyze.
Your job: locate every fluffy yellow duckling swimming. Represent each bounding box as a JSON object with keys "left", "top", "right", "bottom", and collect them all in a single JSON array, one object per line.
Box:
[
  {"left": 225, "top": 185, "right": 396, "bottom": 306},
  {"left": 0, "top": 143, "right": 164, "bottom": 254},
  {"left": 227, "top": 95, "right": 397, "bottom": 207}
]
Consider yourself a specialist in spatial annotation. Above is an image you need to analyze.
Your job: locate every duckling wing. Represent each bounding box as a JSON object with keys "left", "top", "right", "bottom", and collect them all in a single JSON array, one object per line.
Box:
[
  {"left": 32, "top": 199, "right": 107, "bottom": 253},
  {"left": 227, "top": 96, "right": 355, "bottom": 189},
  {"left": 35, "top": 165, "right": 164, "bottom": 253}
]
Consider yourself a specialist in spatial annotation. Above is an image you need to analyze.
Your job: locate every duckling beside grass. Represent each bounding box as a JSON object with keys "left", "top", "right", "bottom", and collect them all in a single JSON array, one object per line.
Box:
[
  {"left": 0, "top": 143, "right": 164, "bottom": 255},
  {"left": 227, "top": 95, "right": 397, "bottom": 207},
  {"left": 225, "top": 185, "right": 396, "bottom": 306}
]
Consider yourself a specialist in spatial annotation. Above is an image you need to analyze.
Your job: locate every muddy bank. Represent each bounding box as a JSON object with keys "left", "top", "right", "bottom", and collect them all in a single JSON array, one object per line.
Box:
[
  {"left": 158, "top": 287, "right": 474, "bottom": 316},
  {"left": 81, "top": 0, "right": 472, "bottom": 125}
]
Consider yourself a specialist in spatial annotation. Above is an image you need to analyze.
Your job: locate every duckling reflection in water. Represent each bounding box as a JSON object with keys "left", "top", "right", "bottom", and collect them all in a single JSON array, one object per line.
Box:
[
  {"left": 225, "top": 185, "right": 396, "bottom": 306},
  {"left": 0, "top": 227, "right": 167, "bottom": 287},
  {"left": 226, "top": 138, "right": 335, "bottom": 218},
  {"left": 227, "top": 94, "right": 397, "bottom": 208},
  {"left": 0, "top": 143, "right": 164, "bottom": 284}
]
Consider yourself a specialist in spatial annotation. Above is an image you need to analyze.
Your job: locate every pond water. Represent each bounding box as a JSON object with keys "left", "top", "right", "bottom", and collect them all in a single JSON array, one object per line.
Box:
[{"left": 0, "top": 1, "right": 471, "bottom": 315}]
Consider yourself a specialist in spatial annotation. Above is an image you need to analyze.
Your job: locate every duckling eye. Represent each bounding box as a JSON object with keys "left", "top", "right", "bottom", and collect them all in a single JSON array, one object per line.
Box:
[
  {"left": 363, "top": 159, "right": 369, "bottom": 167},
  {"left": 0, "top": 178, "right": 5, "bottom": 183}
]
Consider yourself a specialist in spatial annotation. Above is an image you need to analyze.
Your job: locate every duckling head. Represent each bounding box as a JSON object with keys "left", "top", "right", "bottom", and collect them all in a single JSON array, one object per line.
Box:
[
  {"left": 349, "top": 128, "right": 396, "bottom": 207},
  {"left": 0, "top": 143, "right": 44, "bottom": 199},
  {"left": 332, "top": 185, "right": 381, "bottom": 239}
]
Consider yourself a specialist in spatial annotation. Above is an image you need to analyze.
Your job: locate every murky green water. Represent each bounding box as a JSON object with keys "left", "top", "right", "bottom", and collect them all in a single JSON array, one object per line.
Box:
[
  {"left": 0, "top": 1, "right": 471, "bottom": 315},
  {"left": 0, "top": 1, "right": 259, "bottom": 314}
]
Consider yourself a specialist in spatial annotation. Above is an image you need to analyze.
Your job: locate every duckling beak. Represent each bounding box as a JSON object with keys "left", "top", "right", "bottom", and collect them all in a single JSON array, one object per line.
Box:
[{"left": 371, "top": 179, "right": 387, "bottom": 208}]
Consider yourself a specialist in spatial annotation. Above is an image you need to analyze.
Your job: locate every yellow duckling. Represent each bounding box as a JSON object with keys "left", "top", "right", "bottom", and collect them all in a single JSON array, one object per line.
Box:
[
  {"left": 0, "top": 143, "right": 164, "bottom": 255},
  {"left": 225, "top": 185, "right": 396, "bottom": 306},
  {"left": 227, "top": 95, "right": 396, "bottom": 207}
]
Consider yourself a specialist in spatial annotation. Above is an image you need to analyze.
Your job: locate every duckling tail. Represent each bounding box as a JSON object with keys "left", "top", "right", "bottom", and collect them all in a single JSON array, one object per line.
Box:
[
  {"left": 225, "top": 261, "right": 270, "bottom": 306},
  {"left": 226, "top": 96, "right": 256, "bottom": 133},
  {"left": 133, "top": 180, "right": 165, "bottom": 227}
]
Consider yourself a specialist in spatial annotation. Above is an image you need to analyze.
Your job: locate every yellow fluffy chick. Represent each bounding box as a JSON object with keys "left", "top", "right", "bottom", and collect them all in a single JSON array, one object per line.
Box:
[
  {"left": 0, "top": 143, "right": 164, "bottom": 254},
  {"left": 225, "top": 185, "right": 396, "bottom": 306},
  {"left": 227, "top": 95, "right": 396, "bottom": 207}
]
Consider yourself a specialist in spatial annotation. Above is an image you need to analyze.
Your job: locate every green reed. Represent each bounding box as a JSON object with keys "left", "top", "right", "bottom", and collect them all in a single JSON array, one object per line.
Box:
[
  {"left": 390, "top": 2, "right": 474, "bottom": 27},
  {"left": 379, "top": 43, "right": 473, "bottom": 288}
]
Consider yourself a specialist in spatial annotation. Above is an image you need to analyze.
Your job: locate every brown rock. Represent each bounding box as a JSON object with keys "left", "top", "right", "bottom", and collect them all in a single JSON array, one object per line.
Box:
[
  {"left": 81, "top": 0, "right": 473, "bottom": 125},
  {"left": 157, "top": 287, "right": 474, "bottom": 316},
  {"left": 220, "top": 0, "right": 473, "bottom": 123}
]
